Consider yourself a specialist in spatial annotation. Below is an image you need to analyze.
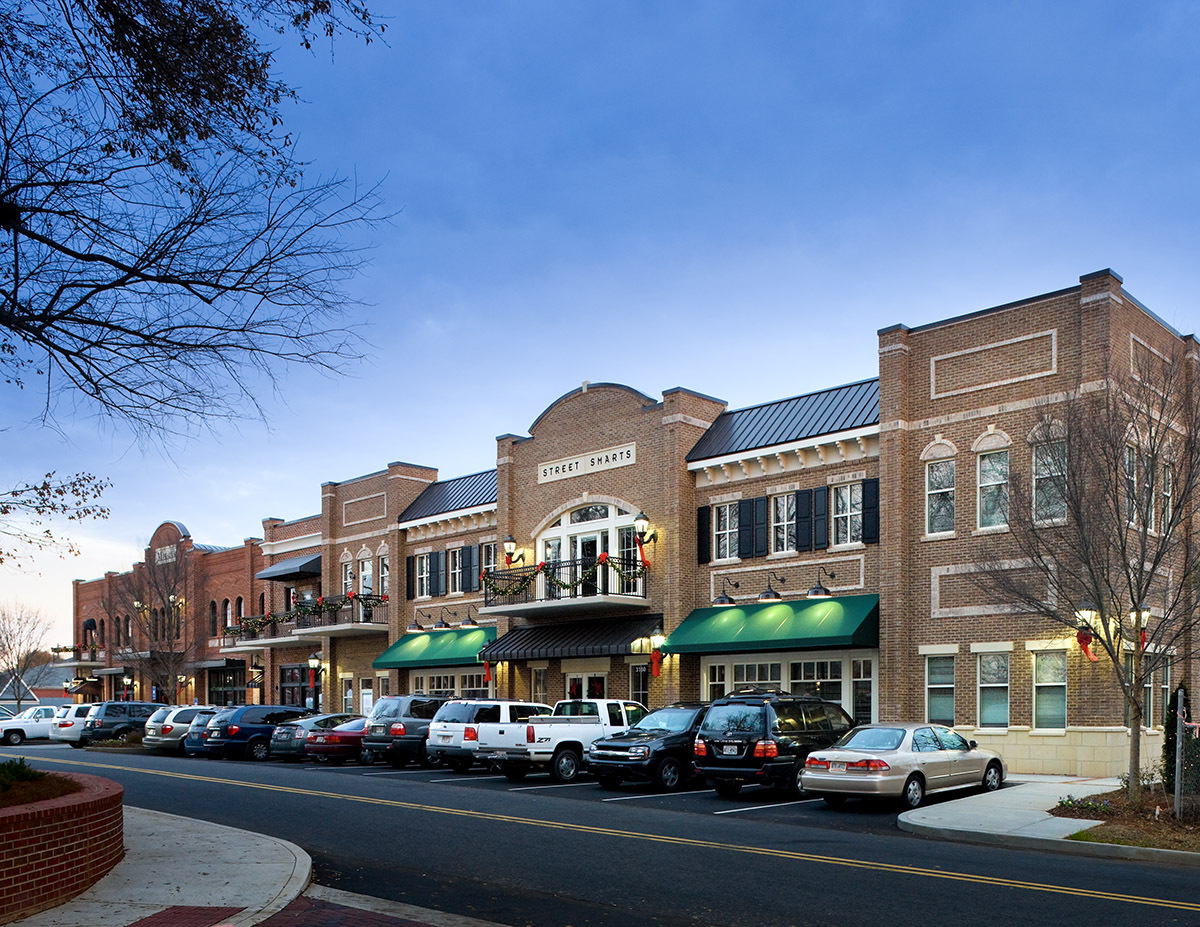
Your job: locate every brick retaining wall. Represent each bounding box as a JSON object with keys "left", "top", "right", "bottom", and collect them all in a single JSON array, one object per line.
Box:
[{"left": 0, "top": 773, "right": 124, "bottom": 925}]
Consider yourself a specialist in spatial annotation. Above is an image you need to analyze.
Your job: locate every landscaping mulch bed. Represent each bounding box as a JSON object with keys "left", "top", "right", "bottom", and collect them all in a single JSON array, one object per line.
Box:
[
  {"left": 0, "top": 774, "right": 83, "bottom": 810},
  {"left": 1050, "top": 788, "right": 1200, "bottom": 853}
]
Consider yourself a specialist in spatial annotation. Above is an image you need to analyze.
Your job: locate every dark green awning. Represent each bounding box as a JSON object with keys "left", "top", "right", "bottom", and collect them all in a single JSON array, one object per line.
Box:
[
  {"left": 372, "top": 627, "right": 497, "bottom": 669},
  {"left": 662, "top": 594, "right": 879, "bottom": 654}
]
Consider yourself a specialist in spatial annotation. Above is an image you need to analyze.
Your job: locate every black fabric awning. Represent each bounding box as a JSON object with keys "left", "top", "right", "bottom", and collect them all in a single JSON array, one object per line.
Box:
[
  {"left": 255, "top": 553, "right": 322, "bottom": 582},
  {"left": 479, "top": 615, "right": 662, "bottom": 662}
]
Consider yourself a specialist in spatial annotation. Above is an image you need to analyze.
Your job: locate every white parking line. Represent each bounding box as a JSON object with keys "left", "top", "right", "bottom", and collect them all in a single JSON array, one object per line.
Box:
[
  {"left": 508, "top": 781, "right": 595, "bottom": 792},
  {"left": 362, "top": 769, "right": 430, "bottom": 776},
  {"left": 712, "top": 798, "right": 820, "bottom": 815},
  {"left": 428, "top": 774, "right": 507, "bottom": 783},
  {"left": 601, "top": 790, "right": 707, "bottom": 802}
]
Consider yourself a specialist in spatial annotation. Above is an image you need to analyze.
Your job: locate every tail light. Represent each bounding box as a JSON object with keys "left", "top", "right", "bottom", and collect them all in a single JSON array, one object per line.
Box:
[
  {"left": 327, "top": 734, "right": 341, "bottom": 744},
  {"left": 161, "top": 725, "right": 174, "bottom": 735},
  {"left": 464, "top": 726, "right": 478, "bottom": 741},
  {"left": 752, "top": 740, "right": 778, "bottom": 758},
  {"left": 805, "top": 756, "right": 830, "bottom": 770},
  {"left": 847, "top": 759, "right": 890, "bottom": 771},
  {"left": 307, "top": 733, "right": 318, "bottom": 743},
  {"left": 694, "top": 738, "right": 707, "bottom": 757},
  {"left": 526, "top": 725, "right": 535, "bottom": 743},
  {"left": 227, "top": 725, "right": 240, "bottom": 736},
  {"left": 201, "top": 731, "right": 209, "bottom": 739},
  {"left": 389, "top": 722, "right": 406, "bottom": 736},
  {"left": 58, "top": 721, "right": 74, "bottom": 728}
]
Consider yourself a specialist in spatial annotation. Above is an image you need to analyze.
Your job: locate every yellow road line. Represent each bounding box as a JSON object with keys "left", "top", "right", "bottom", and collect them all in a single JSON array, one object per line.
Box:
[{"left": 22, "top": 753, "right": 1200, "bottom": 912}]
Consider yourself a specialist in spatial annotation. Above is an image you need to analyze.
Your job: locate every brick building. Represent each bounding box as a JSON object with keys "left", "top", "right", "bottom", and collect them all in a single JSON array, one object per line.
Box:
[{"left": 68, "top": 269, "right": 1196, "bottom": 775}]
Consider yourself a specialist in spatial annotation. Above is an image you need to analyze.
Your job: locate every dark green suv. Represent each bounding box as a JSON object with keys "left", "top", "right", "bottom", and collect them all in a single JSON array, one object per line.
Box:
[{"left": 693, "top": 687, "right": 855, "bottom": 798}]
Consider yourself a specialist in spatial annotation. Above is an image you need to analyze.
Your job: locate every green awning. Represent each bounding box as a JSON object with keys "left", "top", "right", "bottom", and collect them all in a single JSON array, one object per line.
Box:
[
  {"left": 372, "top": 627, "right": 497, "bottom": 669},
  {"left": 662, "top": 594, "right": 879, "bottom": 654}
]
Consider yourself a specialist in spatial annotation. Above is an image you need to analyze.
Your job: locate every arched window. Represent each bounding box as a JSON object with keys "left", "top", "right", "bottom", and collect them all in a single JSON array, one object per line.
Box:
[
  {"left": 236, "top": 597, "right": 244, "bottom": 621},
  {"left": 124, "top": 615, "right": 132, "bottom": 645},
  {"left": 536, "top": 503, "right": 641, "bottom": 597},
  {"left": 222, "top": 599, "right": 232, "bottom": 628},
  {"left": 98, "top": 618, "right": 105, "bottom": 645},
  {"left": 258, "top": 592, "right": 265, "bottom": 615},
  {"left": 210, "top": 601, "right": 218, "bottom": 636}
]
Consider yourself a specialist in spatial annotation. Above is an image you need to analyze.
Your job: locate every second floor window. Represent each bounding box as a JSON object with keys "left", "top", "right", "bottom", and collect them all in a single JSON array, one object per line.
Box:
[
  {"left": 379, "top": 556, "right": 390, "bottom": 596},
  {"left": 832, "top": 482, "right": 863, "bottom": 545},
  {"left": 771, "top": 493, "right": 795, "bottom": 553},
  {"left": 925, "top": 460, "right": 955, "bottom": 535},
  {"left": 359, "top": 558, "right": 373, "bottom": 594},
  {"left": 480, "top": 542, "right": 496, "bottom": 575},
  {"left": 1033, "top": 441, "right": 1067, "bottom": 524},
  {"left": 1124, "top": 445, "right": 1139, "bottom": 526},
  {"left": 416, "top": 554, "right": 431, "bottom": 598},
  {"left": 977, "top": 450, "right": 1009, "bottom": 529},
  {"left": 447, "top": 548, "right": 463, "bottom": 594},
  {"left": 342, "top": 562, "right": 353, "bottom": 595},
  {"left": 713, "top": 502, "right": 738, "bottom": 559}
]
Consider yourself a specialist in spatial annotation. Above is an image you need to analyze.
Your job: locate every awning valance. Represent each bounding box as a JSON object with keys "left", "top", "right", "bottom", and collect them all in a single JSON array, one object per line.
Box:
[
  {"left": 662, "top": 594, "right": 879, "bottom": 654},
  {"left": 373, "top": 627, "right": 497, "bottom": 670},
  {"left": 478, "top": 615, "right": 662, "bottom": 662},
  {"left": 255, "top": 553, "right": 322, "bottom": 582}
]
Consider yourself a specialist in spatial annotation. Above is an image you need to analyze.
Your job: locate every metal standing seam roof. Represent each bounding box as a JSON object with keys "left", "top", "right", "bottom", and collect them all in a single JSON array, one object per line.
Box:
[
  {"left": 686, "top": 379, "right": 880, "bottom": 462},
  {"left": 478, "top": 616, "right": 663, "bottom": 662},
  {"left": 398, "top": 469, "right": 498, "bottom": 523}
]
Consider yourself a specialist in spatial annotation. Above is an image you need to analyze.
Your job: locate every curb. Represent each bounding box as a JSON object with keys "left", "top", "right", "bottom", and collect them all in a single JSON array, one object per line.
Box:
[{"left": 897, "top": 812, "right": 1200, "bottom": 869}]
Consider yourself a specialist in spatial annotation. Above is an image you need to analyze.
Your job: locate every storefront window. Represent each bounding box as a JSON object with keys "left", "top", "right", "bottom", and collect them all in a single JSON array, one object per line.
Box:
[
  {"left": 567, "top": 674, "right": 606, "bottom": 699},
  {"left": 630, "top": 664, "right": 649, "bottom": 706},
  {"left": 852, "top": 659, "right": 872, "bottom": 724},
  {"left": 790, "top": 660, "right": 842, "bottom": 701},
  {"left": 532, "top": 668, "right": 547, "bottom": 704}
]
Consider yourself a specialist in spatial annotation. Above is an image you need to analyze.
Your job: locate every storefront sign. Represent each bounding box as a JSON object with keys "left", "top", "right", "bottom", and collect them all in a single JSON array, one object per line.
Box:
[{"left": 538, "top": 443, "right": 637, "bottom": 483}]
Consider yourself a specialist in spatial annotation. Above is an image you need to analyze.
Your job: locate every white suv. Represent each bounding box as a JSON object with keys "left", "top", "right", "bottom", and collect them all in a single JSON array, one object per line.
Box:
[
  {"left": 0, "top": 704, "right": 58, "bottom": 745},
  {"left": 49, "top": 704, "right": 95, "bottom": 747},
  {"left": 428, "top": 699, "right": 551, "bottom": 773}
]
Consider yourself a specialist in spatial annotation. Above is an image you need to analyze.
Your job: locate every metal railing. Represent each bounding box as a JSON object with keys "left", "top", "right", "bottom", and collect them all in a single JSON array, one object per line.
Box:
[
  {"left": 483, "top": 557, "right": 646, "bottom": 608},
  {"left": 294, "top": 601, "right": 388, "bottom": 630}
]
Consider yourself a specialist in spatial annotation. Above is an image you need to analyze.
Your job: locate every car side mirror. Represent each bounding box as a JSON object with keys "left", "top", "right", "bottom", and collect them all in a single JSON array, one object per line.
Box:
[{"left": 968, "top": 740, "right": 977, "bottom": 749}]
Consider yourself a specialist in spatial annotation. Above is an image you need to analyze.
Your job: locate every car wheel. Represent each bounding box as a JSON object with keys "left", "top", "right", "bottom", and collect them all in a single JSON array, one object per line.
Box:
[
  {"left": 4, "top": 730, "right": 24, "bottom": 746},
  {"left": 247, "top": 739, "right": 270, "bottom": 762},
  {"left": 822, "top": 794, "right": 847, "bottom": 808},
  {"left": 549, "top": 747, "right": 581, "bottom": 783},
  {"left": 713, "top": 779, "right": 742, "bottom": 799},
  {"left": 983, "top": 761, "right": 1003, "bottom": 792},
  {"left": 448, "top": 759, "right": 472, "bottom": 774},
  {"left": 902, "top": 774, "right": 925, "bottom": 809},
  {"left": 653, "top": 757, "right": 684, "bottom": 793},
  {"left": 358, "top": 748, "right": 376, "bottom": 766},
  {"left": 785, "top": 762, "right": 807, "bottom": 797},
  {"left": 69, "top": 740, "right": 83, "bottom": 749},
  {"left": 420, "top": 745, "right": 444, "bottom": 769},
  {"left": 596, "top": 775, "right": 622, "bottom": 790},
  {"left": 501, "top": 764, "right": 527, "bottom": 782},
  {"left": 387, "top": 755, "right": 408, "bottom": 769}
]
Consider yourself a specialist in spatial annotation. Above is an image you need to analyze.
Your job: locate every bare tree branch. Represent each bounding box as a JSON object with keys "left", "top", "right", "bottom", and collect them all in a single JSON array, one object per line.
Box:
[{"left": 0, "top": 602, "right": 52, "bottom": 710}]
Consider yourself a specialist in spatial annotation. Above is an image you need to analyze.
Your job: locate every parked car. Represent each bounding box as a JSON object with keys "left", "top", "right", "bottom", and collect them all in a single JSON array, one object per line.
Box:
[
  {"left": 0, "top": 705, "right": 14, "bottom": 720},
  {"left": 143, "top": 705, "right": 216, "bottom": 753},
  {"left": 361, "top": 694, "right": 451, "bottom": 768},
  {"left": 693, "top": 687, "right": 855, "bottom": 798},
  {"left": 803, "top": 722, "right": 1007, "bottom": 809},
  {"left": 305, "top": 717, "right": 376, "bottom": 765},
  {"left": 204, "top": 705, "right": 311, "bottom": 760},
  {"left": 183, "top": 709, "right": 221, "bottom": 757},
  {"left": 270, "top": 713, "right": 360, "bottom": 761},
  {"left": 486, "top": 698, "right": 647, "bottom": 783},
  {"left": 588, "top": 703, "right": 708, "bottom": 792},
  {"left": 428, "top": 699, "right": 552, "bottom": 773},
  {"left": 78, "top": 701, "right": 160, "bottom": 746},
  {"left": 0, "top": 704, "right": 59, "bottom": 745},
  {"left": 49, "top": 703, "right": 95, "bottom": 747}
]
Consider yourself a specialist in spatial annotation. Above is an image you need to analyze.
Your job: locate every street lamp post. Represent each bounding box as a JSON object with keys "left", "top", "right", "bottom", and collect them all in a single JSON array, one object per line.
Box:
[
  {"left": 306, "top": 654, "right": 324, "bottom": 711},
  {"left": 122, "top": 675, "right": 132, "bottom": 701}
]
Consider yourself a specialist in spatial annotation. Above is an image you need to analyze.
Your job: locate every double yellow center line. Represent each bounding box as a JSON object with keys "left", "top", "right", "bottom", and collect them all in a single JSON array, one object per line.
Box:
[{"left": 24, "top": 754, "right": 1200, "bottom": 912}]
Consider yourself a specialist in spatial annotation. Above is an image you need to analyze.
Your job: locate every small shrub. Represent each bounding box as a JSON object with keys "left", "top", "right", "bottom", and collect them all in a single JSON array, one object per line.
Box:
[
  {"left": 0, "top": 758, "right": 47, "bottom": 792},
  {"left": 1057, "top": 794, "right": 1115, "bottom": 815}
]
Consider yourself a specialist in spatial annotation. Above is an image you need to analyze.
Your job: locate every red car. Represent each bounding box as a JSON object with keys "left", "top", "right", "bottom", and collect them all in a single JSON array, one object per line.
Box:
[{"left": 305, "top": 717, "right": 375, "bottom": 765}]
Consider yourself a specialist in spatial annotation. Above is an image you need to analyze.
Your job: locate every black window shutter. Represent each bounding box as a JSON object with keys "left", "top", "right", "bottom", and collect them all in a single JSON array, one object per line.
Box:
[
  {"left": 463, "top": 545, "right": 476, "bottom": 591},
  {"left": 737, "top": 499, "right": 755, "bottom": 559},
  {"left": 795, "top": 490, "right": 813, "bottom": 552},
  {"left": 405, "top": 556, "right": 416, "bottom": 601},
  {"left": 861, "top": 478, "right": 880, "bottom": 544},
  {"left": 432, "top": 551, "right": 446, "bottom": 596},
  {"left": 753, "top": 496, "right": 769, "bottom": 558},
  {"left": 813, "top": 486, "right": 829, "bottom": 550},
  {"left": 697, "top": 507, "right": 711, "bottom": 564}
]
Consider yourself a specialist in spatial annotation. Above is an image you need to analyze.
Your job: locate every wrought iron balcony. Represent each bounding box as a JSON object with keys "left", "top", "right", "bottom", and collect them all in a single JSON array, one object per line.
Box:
[
  {"left": 293, "top": 597, "right": 388, "bottom": 638},
  {"left": 480, "top": 556, "right": 648, "bottom": 617}
]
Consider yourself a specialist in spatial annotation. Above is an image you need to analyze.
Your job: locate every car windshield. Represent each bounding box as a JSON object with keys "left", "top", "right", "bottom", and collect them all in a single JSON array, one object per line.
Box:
[
  {"left": 700, "top": 704, "right": 765, "bottom": 734},
  {"left": 631, "top": 707, "right": 697, "bottom": 734},
  {"left": 835, "top": 727, "right": 906, "bottom": 751}
]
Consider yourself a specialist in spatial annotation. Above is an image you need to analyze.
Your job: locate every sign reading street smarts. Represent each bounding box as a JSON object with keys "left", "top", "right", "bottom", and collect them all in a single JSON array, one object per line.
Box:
[{"left": 538, "top": 443, "right": 636, "bottom": 483}]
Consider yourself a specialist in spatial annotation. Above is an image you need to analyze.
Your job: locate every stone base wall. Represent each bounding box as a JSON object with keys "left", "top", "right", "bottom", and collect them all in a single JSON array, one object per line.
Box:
[
  {"left": 968, "top": 726, "right": 1164, "bottom": 778},
  {"left": 0, "top": 773, "right": 124, "bottom": 925}
]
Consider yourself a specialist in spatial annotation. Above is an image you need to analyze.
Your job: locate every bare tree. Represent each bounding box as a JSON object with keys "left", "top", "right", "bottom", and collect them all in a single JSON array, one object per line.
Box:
[
  {"left": 0, "top": 602, "right": 52, "bottom": 710},
  {"left": 972, "top": 348, "right": 1199, "bottom": 801},
  {"left": 101, "top": 541, "right": 205, "bottom": 703},
  {"left": 0, "top": 471, "right": 110, "bottom": 566}
]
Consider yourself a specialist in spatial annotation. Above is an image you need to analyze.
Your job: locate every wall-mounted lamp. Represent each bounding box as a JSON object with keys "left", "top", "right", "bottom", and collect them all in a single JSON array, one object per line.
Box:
[
  {"left": 503, "top": 535, "right": 526, "bottom": 566},
  {"left": 407, "top": 617, "right": 424, "bottom": 633},
  {"left": 634, "top": 512, "right": 657, "bottom": 544},
  {"left": 806, "top": 567, "right": 836, "bottom": 599},
  {"left": 758, "top": 571, "right": 787, "bottom": 603},
  {"left": 1074, "top": 601, "right": 1099, "bottom": 629},
  {"left": 713, "top": 577, "right": 740, "bottom": 606},
  {"left": 460, "top": 604, "right": 481, "bottom": 628},
  {"left": 62, "top": 679, "right": 71, "bottom": 694},
  {"left": 432, "top": 606, "right": 456, "bottom": 630},
  {"left": 307, "top": 653, "right": 323, "bottom": 672}
]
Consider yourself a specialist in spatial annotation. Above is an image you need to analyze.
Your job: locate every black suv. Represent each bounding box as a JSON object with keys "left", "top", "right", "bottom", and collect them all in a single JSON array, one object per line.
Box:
[
  {"left": 361, "top": 694, "right": 449, "bottom": 768},
  {"left": 693, "top": 688, "right": 855, "bottom": 798},
  {"left": 204, "top": 705, "right": 311, "bottom": 760},
  {"left": 588, "top": 703, "right": 708, "bottom": 792},
  {"left": 79, "top": 701, "right": 160, "bottom": 745}
]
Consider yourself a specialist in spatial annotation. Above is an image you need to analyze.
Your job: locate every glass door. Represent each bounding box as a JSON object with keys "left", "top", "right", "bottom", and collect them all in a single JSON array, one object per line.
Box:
[{"left": 570, "top": 531, "right": 608, "bottom": 596}]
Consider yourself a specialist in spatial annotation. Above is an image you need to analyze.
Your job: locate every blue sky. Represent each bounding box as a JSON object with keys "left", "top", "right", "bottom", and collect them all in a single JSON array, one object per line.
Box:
[{"left": 5, "top": 1, "right": 1200, "bottom": 642}]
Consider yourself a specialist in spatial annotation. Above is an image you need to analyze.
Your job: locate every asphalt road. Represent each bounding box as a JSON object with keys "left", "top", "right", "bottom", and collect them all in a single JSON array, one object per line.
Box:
[{"left": 13, "top": 742, "right": 1200, "bottom": 927}]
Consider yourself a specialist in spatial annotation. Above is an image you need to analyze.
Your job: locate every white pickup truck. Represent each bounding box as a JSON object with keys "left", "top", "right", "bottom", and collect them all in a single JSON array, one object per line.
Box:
[
  {"left": 0, "top": 704, "right": 58, "bottom": 745},
  {"left": 483, "top": 698, "right": 647, "bottom": 782}
]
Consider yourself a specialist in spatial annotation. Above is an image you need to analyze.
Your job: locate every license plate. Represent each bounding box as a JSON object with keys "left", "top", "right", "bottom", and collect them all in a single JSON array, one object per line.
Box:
[
  {"left": 830, "top": 761, "right": 846, "bottom": 773},
  {"left": 438, "top": 734, "right": 451, "bottom": 742},
  {"left": 722, "top": 745, "right": 738, "bottom": 756}
]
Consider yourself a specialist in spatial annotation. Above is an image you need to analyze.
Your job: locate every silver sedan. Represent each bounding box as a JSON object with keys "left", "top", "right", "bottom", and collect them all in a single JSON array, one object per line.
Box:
[{"left": 802, "top": 722, "right": 1006, "bottom": 809}]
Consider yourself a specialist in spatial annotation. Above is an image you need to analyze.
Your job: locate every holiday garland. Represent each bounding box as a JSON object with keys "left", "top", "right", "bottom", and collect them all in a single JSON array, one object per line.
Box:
[
  {"left": 480, "top": 552, "right": 648, "bottom": 598},
  {"left": 235, "top": 593, "right": 390, "bottom": 634}
]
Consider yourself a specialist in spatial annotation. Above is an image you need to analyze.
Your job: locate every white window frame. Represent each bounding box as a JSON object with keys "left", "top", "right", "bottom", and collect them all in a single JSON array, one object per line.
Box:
[
  {"left": 713, "top": 502, "right": 739, "bottom": 560},
  {"left": 1032, "top": 651, "right": 1067, "bottom": 730},
  {"left": 977, "top": 653, "right": 1009, "bottom": 728},
  {"left": 342, "top": 561, "right": 354, "bottom": 595},
  {"left": 976, "top": 449, "right": 1009, "bottom": 530},
  {"left": 832, "top": 482, "right": 863, "bottom": 546},
  {"left": 358, "top": 558, "right": 373, "bottom": 595},
  {"left": 532, "top": 667, "right": 547, "bottom": 704},
  {"left": 447, "top": 547, "right": 463, "bottom": 595},
  {"left": 459, "top": 672, "right": 489, "bottom": 698},
  {"left": 1162, "top": 465, "right": 1173, "bottom": 530},
  {"left": 480, "top": 542, "right": 497, "bottom": 575},
  {"left": 415, "top": 554, "right": 431, "bottom": 599},
  {"left": 1033, "top": 441, "right": 1068, "bottom": 526},
  {"left": 925, "top": 460, "right": 955, "bottom": 536},
  {"left": 630, "top": 663, "right": 650, "bottom": 706},
  {"left": 851, "top": 658, "right": 873, "bottom": 725},
  {"left": 1124, "top": 445, "right": 1138, "bottom": 527},
  {"left": 427, "top": 674, "right": 455, "bottom": 697},
  {"left": 732, "top": 661, "right": 781, "bottom": 688},
  {"left": 379, "top": 556, "right": 390, "bottom": 596},
  {"left": 925, "top": 655, "right": 955, "bottom": 725},
  {"left": 341, "top": 677, "right": 353, "bottom": 713},
  {"left": 771, "top": 493, "right": 796, "bottom": 553},
  {"left": 706, "top": 664, "right": 726, "bottom": 701}
]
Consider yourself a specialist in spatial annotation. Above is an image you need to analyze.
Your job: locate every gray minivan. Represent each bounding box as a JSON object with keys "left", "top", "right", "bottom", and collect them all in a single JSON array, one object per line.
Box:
[{"left": 144, "top": 705, "right": 215, "bottom": 752}]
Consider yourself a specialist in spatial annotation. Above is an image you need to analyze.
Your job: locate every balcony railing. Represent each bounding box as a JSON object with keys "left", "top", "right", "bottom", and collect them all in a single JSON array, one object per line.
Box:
[
  {"left": 295, "top": 601, "right": 388, "bottom": 630},
  {"left": 225, "top": 615, "right": 297, "bottom": 643},
  {"left": 482, "top": 557, "right": 647, "bottom": 608}
]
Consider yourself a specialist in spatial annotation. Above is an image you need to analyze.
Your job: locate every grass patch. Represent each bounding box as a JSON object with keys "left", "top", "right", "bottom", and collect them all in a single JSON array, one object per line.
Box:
[{"left": 1051, "top": 788, "right": 1200, "bottom": 853}]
